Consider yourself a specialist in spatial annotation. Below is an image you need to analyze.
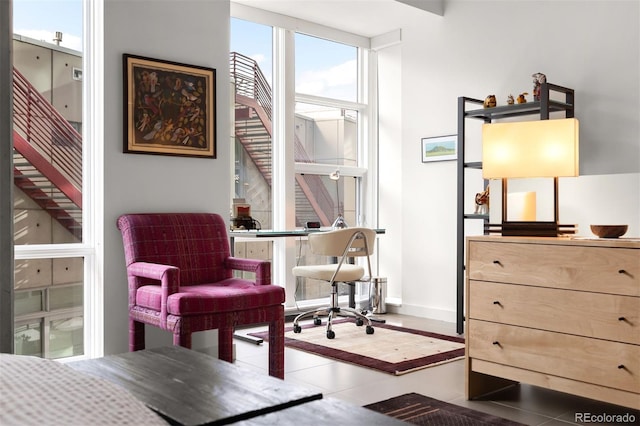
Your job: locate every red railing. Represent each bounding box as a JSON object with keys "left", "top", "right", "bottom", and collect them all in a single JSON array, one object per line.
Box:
[
  {"left": 231, "top": 52, "right": 273, "bottom": 121},
  {"left": 12, "top": 67, "right": 82, "bottom": 202},
  {"left": 230, "top": 52, "right": 336, "bottom": 225}
]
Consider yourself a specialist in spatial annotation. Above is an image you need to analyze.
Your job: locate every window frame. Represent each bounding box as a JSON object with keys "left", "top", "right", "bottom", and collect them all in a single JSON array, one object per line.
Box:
[
  {"left": 10, "top": 0, "right": 104, "bottom": 361},
  {"left": 231, "top": 5, "right": 379, "bottom": 311}
]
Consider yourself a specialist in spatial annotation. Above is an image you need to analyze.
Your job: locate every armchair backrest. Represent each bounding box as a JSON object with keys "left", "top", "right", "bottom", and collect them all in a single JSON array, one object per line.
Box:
[{"left": 117, "top": 213, "right": 232, "bottom": 285}]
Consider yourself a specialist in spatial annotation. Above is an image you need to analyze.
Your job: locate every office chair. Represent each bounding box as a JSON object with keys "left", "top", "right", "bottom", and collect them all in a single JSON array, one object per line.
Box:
[
  {"left": 292, "top": 227, "right": 376, "bottom": 339},
  {"left": 116, "top": 213, "right": 285, "bottom": 379}
]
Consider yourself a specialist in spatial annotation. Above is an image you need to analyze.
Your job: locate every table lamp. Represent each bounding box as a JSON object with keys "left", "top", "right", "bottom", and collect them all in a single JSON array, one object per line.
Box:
[
  {"left": 482, "top": 118, "right": 579, "bottom": 236},
  {"left": 329, "top": 169, "right": 348, "bottom": 229}
]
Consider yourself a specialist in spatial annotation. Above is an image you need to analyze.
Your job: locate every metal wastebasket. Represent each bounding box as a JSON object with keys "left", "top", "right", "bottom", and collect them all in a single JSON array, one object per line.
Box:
[{"left": 369, "top": 277, "right": 387, "bottom": 314}]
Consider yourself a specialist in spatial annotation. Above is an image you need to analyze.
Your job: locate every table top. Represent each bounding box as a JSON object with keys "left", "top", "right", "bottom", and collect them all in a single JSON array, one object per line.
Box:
[
  {"left": 68, "top": 346, "right": 322, "bottom": 426},
  {"left": 230, "top": 228, "right": 385, "bottom": 238}
]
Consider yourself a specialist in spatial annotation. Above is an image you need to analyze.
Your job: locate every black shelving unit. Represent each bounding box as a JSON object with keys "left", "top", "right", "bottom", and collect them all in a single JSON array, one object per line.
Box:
[{"left": 455, "top": 83, "right": 575, "bottom": 334}]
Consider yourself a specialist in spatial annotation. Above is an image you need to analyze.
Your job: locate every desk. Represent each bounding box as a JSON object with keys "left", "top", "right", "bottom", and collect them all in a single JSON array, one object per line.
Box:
[
  {"left": 230, "top": 228, "right": 386, "bottom": 237},
  {"left": 230, "top": 228, "right": 386, "bottom": 309},
  {"left": 229, "top": 228, "right": 385, "bottom": 251},
  {"left": 68, "top": 346, "right": 322, "bottom": 425}
]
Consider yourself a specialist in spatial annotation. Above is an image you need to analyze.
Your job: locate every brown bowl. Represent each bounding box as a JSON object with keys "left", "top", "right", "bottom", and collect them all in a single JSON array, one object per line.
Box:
[{"left": 590, "top": 225, "right": 628, "bottom": 238}]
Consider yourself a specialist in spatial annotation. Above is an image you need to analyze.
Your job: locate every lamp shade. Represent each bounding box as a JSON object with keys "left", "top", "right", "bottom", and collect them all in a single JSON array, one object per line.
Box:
[{"left": 482, "top": 118, "right": 579, "bottom": 179}]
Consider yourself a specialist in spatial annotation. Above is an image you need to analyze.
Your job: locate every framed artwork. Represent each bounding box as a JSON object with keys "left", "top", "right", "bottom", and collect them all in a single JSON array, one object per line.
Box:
[
  {"left": 421, "top": 134, "right": 457, "bottom": 163},
  {"left": 123, "top": 54, "right": 216, "bottom": 158}
]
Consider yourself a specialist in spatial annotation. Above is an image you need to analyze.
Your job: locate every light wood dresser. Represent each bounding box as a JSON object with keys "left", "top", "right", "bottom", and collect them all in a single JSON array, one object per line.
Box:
[{"left": 465, "top": 236, "right": 640, "bottom": 409}]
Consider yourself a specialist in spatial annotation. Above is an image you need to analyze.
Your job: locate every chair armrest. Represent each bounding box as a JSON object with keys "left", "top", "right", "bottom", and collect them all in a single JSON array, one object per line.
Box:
[
  {"left": 127, "top": 262, "right": 180, "bottom": 328},
  {"left": 225, "top": 257, "right": 271, "bottom": 286}
]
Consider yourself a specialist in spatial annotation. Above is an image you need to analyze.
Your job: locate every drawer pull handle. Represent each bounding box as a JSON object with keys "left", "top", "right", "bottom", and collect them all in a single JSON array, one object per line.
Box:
[
  {"left": 618, "top": 364, "right": 626, "bottom": 370},
  {"left": 618, "top": 316, "right": 627, "bottom": 322},
  {"left": 492, "top": 341, "right": 501, "bottom": 347},
  {"left": 493, "top": 260, "right": 502, "bottom": 266},
  {"left": 493, "top": 301, "right": 502, "bottom": 306},
  {"left": 618, "top": 269, "right": 633, "bottom": 277}
]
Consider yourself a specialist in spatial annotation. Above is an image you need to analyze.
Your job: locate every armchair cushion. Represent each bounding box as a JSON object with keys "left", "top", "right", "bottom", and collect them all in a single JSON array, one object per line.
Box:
[{"left": 136, "top": 279, "right": 285, "bottom": 315}]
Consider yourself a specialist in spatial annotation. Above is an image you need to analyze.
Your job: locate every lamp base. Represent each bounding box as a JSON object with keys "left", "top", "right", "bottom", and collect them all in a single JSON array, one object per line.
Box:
[
  {"left": 332, "top": 214, "right": 348, "bottom": 229},
  {"left": 486, "top": 221, "right": 576, "bottom": 237}
]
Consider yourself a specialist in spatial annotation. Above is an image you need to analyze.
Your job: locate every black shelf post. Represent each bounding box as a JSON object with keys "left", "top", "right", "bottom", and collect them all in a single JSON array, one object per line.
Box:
[{"left": 455, "top": 83, "right": 575, "bottom": 336}]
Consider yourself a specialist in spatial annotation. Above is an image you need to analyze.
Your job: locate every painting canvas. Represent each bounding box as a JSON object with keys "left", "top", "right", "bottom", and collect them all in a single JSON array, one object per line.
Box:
[
  {"left": 422, "top": 135, "right": 457, "bottom": 162},
  {"left": 123, "top": 54, "right": 216, "bottom": 158}
]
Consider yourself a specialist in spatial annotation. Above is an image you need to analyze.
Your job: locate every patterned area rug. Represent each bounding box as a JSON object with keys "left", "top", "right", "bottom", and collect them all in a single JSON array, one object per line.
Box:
[
  {"left": 248, "top": 320, "right": 464, "bottom": 375},
  {"left": 364, "top": 393, "right": 526, "bottom": 425}
]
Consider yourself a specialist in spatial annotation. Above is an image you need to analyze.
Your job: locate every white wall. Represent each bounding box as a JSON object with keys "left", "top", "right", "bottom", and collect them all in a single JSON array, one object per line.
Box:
[
  {"left": 99, "top": 0, "right": 639, "bottom": 349},
  {"left": 379, "top": 0, "right": 640, "bottom": 322},
  {"left": 103, "top": 0, "right": 231, "bottom": 354}
]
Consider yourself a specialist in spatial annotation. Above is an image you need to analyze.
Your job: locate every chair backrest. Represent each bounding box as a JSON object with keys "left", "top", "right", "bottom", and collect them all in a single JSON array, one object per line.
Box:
[
  {"left": 308, "top": 227, "right": 376, "bottom": 258},
  {"left": 117, "top": 213, "right": 232, "bottom": 285}
]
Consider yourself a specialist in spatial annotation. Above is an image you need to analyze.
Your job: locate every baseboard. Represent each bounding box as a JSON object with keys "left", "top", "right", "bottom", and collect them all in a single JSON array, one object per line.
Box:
[{"left": 390, "top": 303, "right": 457, "bottom": 324}]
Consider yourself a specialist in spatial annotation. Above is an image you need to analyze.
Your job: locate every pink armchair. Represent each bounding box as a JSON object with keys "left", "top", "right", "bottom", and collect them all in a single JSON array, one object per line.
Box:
[{"left": 116, "top": 213, "right": 285, "bottom": 378}]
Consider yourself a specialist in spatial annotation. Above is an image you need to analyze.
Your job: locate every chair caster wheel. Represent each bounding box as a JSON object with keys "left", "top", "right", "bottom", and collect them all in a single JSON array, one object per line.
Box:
[
  {"left": 366, "top": 325, "right": 374, "bottom": 335},
  {"left": 293, "top": 324, "right": 302, "bottom": 333},
  {"left": 314, "top": 318, "right": 322, "bottom": 326},
  {"left": 327, "top": 330, "right": 335, "bottom": 339},
  {"left": 356, "top": 318, "right": 364, "bottom": 326}
]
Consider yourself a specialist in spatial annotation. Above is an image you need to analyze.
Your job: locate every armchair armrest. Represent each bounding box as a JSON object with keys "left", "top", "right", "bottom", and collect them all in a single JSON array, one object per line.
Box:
[
  {"left": 127, "top": 261, "right": 180, "bottom": 328},
  {"left": 225, "top": 257, "right": 271, "bottom": 286}
]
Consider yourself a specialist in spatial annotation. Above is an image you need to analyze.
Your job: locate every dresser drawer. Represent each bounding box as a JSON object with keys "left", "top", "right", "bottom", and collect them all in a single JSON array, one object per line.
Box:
[
  {"left": 468, "top": 241, "right": 640, "bottom": 296},
  {"left": 469, "top": 281, "right": 640, "bottom": 344},
  {"left": 468, "top": 320, "right": 640, "bottom": 394}
]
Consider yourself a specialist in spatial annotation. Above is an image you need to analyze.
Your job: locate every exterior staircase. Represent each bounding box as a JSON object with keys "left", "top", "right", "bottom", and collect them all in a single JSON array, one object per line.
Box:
[
  {"left": 231, "top": 52, "right": 335, "bottom": 227},
  {"left": 12, "top": 67, "right": 83, "bottom": 239}
]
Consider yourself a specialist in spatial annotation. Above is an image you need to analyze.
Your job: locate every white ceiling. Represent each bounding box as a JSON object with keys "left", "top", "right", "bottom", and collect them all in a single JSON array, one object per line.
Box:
[{"left": 231, "top": 0, "right": 439, "bottom": 38}]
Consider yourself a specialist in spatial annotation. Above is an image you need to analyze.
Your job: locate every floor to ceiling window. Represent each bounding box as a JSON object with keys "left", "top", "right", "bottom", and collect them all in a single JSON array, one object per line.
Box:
[
  {"left": 10, "top": 0, "right": 102, "bottom": 360},
  {"left": 230, "top": 8, "right": 377, "bottom": 310}
]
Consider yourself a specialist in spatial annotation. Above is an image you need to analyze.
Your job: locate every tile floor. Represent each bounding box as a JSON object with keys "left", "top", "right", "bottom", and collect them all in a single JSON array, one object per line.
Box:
[{"left": 228, "top": 314, "right": 638, "bottom": 426}]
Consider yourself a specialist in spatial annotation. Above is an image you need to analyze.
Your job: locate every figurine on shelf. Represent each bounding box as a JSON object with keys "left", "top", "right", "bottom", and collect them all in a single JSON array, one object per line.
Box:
[
  {"left": 532, "top": 72, "right": 547, "bottom": 101},
  {"left": 517, "top": 92, "right": 528, "bottom": 103},
  {"left": 483, "top": 95, "right": 497, "bottom": 108},
  {"left": 474, "top": 187, "right": 490, "bottom": 215},
  {"left": 506, "top": 94, "right": 515, "bottom": 105}
]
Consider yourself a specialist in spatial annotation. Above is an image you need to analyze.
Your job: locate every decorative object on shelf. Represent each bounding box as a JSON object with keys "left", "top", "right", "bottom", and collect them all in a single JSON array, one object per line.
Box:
[
  {"left": 516, "top": 92, "right": 528, "bottom": 103},
  {"left": 474, "top": 187, "right": 490, "bottom": 215},
  {"left": 482, "top": 117, "right": 579, "bottom": 236},
  {"left": 506, "top": 94, "right": 515, "bottom": 105},
  {"left": 421, "top": 135, "right": 457, "bottom": 163},
  {"left": 532, "top": 72, "right": 547, "bottom": 101},
  {"left": 483, "top": 95, "right": 497, "bottom": 108},
  {"left": 590, "top": 224, "right": 628, "bottom": 238},
  {"left": 329, "top": 169, "right": 348, "bottom": 229},
  {"left": 123, "top": 54, "right": 216, "bottom": 158}
]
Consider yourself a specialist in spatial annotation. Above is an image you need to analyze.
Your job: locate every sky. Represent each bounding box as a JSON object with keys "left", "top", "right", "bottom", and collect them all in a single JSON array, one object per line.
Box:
[
  {"left": 12, "top": 2, "right": 358, "bottom": 100},
  {"left": 230, "top": 17, "right": 358, "bottom": 101},
  {"left": 13, "top": 0, "right": 83, "bottom": 52}
]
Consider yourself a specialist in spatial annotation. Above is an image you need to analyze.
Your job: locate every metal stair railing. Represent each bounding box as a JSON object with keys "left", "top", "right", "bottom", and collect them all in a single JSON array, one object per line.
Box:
[
  {"left": 12, "top": 66, "right": 83, "bottom": 237},
  {"left": 230, "top": 52, "right": 336, "bottom": 226}
]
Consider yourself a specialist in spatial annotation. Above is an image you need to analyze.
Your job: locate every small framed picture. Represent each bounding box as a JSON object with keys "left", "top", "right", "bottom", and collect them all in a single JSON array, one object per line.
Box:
[
  {"left": 421, "top": 135, "right": 457, "bottom": 163},
  {"left": 123, "top": 54, "right": 216, "bottom": 158}
]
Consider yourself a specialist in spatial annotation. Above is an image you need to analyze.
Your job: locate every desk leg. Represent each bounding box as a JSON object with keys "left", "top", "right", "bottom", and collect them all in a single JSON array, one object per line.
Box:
[{"left": 349, "top": 284, "right": 355, "bottom": 308}]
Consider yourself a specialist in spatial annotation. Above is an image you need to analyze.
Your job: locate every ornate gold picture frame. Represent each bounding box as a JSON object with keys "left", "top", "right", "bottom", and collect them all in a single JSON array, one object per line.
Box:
[{"left": 123, "top": 54, "right": 216, "bottom": 158}]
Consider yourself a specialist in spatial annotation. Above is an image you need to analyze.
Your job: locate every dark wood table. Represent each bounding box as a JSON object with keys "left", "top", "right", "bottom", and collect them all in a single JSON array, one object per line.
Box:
[{"left": 68, "top": 346, "right": 322, "bottom": 425}]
